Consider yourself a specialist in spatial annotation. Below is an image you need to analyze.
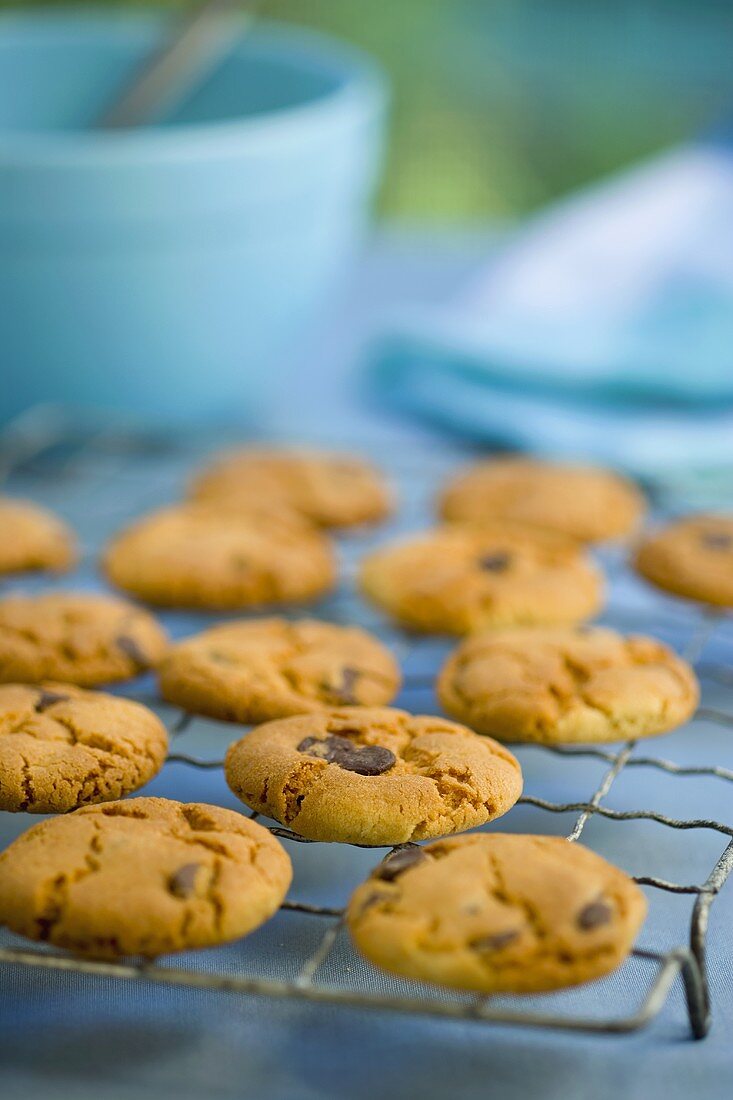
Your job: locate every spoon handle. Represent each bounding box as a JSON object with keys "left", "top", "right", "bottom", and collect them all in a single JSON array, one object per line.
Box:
[{"left": 97, "top": 0, "right": 251, "bottom": 129}]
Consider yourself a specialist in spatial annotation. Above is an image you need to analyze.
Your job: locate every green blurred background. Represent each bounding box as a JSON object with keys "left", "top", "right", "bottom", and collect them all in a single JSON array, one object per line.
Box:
[{"left": 5, "top": 0, "right": 733, "bottom": 219}]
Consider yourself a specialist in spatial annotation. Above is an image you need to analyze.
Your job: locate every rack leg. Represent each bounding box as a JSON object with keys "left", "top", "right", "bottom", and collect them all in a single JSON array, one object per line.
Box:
[
  {"left": 678, "top": 951, "right": 710, "bottom": 1039},
  {"left": 687, "top": 838, "right": 733, "bottom": 1037}
]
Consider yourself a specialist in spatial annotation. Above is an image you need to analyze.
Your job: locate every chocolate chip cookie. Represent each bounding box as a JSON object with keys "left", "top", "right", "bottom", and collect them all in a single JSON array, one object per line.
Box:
[
  {"left": 0, "top": 497, "right": 76, "bottom": 575},
  {"left": 224, "top": 707, "right": 522, "bottom": 845},
  {"left": 103, "top": 503, "right": 336, "bottom": 610},
  {"left": 360, "top": 523, "right": 604, "bottom": 634},
  {"left": 0, "top": 797, "right": 292, "bottom": 957},
  {"left": 438, "top": 458, "right": 645, "bottom": 543},
  {"left": 159, "top": 617, "right": 401, "bottom": 724},
  {"left": 347, "top": 833, "right": 647, "bottom": 993},
  {"left": 190, "top": 447, "right": 394, "bottom": 528},
  {"left": 634, "top": 515, "right": 733, "bottom": 607},
  {"left": 0, "top": 592, "right": 167, "bottom": 686},
  {"left": 438, "top": 626, "right": 699, "bottom": 743},
  {"left": 0, "top": 683, "right": 168, "bottom": 812}
]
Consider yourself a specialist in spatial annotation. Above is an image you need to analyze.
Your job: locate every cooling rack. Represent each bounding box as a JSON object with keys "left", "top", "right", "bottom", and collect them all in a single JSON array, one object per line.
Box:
[{"left": 0, "top": 405, "right": 732, "bottom": 1041}]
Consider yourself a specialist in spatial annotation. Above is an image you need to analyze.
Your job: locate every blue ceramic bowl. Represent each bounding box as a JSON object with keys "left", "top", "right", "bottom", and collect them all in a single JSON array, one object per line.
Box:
[{"left": 0, "top": 9, "right": 387, "bottom": 424}]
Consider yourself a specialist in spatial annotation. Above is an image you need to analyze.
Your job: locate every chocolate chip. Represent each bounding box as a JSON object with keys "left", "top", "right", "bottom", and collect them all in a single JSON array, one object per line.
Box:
[
  {"left": 168, "top": 863, "right": 203, "bottom": 898},
  {"left": 701, "top": 532, "right": 732, "bottom": 551},
  {"left": 373, "top": 845, "right": 427, "bottom": 882},
  {"left": 34, "top": 690, "right": 69, "bottom": 713},
  {"left": 327, "top": 666, "right": 362, "bottom": 705},
  {"left": 337, "top": 744, "right": 396, "bottom": 775},
  {"left": 358, "top": 890, "right": 389, "bottom": 915},
  {"left": 117, "top": 635, "right": 150, "bottom": 670},
  {"left": 297, "top": 733, "right": 396, "bottom": 776},
  {"left": 208, "top": 650, "right": 236, "bottom": 666},
  {"left": 297, "top": 735, "right": 331, "bottom": 758},
  {"left": 577, "top": 897, "right": 612, "bottom": 930},
  {"left": 470, "top": 929, "right": 520, "bottom": 952},
  {"left": 478, "top": 552, "right": 511, "bottom": 573}
]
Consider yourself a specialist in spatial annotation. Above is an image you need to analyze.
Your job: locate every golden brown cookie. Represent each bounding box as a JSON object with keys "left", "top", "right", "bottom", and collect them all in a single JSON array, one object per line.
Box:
[
  {"left": 347, "top": 833, "right": 647, "bottom": 994},
  {"left": 360, "top": 523, "right": 604, "bottom": 635},
  {"left": 225, "top": 706, "right": 522, "bottom": 846},
  {"left": 438, "top": 626, "right": 699, "bottom": 744},
  {"left": 190, "top": 447, "right": 393, "bottom": 528},
  {"left": 438, "top": 458, "right": 645, "bottom": 543},
  {"left": 0, "top": 497, "right": 76, "bottom": 575},
  {"left": 0, "top": 797, "right": 292, "bottom": 958},
  {"left": 103, "top": 503, "right": 336, "bottom": 610},
  {"left": 159, "top": 617, "right": 401, "bottom": 724},
  {"left": 634, "top": 515, "right": 733, "bottom": 607},
  {"left": 0, "top": 592, "right": 167, "bottom": 686},
  {"left": 0, "top": 683, "right": 168, "bottom": 812}
]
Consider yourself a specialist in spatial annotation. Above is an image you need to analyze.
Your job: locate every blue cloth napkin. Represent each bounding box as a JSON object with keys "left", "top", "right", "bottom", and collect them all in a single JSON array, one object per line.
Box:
[{"left": 370, "top": 145, "right": 733, "bottom": 487}]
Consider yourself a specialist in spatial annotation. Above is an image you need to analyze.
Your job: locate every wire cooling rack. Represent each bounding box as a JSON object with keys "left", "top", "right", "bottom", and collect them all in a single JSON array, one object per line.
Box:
[{"left": 1, "top": 406, "right": 732, "bottom": 1041}]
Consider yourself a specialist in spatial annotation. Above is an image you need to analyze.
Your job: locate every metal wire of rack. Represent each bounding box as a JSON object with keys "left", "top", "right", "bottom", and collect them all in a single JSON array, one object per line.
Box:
[{"left": 0, "top": 408, "right": 732, "bottom": 1041}]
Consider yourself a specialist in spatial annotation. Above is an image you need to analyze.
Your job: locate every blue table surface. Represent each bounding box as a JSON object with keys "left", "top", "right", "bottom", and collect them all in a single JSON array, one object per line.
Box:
[{"left": 1, "top": 229, "right": 733, "bottom": 1100}]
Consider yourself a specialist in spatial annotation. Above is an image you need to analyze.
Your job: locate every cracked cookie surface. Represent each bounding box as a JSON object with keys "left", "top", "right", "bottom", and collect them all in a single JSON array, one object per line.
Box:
[
  {"left": 0, "top": 683, "right": 168, "bottom": 812},
  {"left": 0, "top": 592, "right": 168, "bottom": 686},
  {"left": 0, "top": 497, "right": 77, "bottom": 576},
  {"left": 103, "top": 503, "right": 336, "bottom": 610},
  {"left": 438, "top": 626, "right": 698, "bottom": 744},
  {"left": 438, "top": 459, "right": 645, "bottom": 543},
  {"left": 159, "top": 617, "right": 401, "bottom": 724},
  {"left": 347, "top": 833, "right": 647, "bottom": 993},
  {"left": 224, "top": 707, "right": 522, "bottom": 845},
  {"left": 360, "top": 523, "right": 604, "bottom": 635},
  {"left": 190, "top": 447, "right": 393, "bottom": 528},
  {"left": 0, "top": 797, "right": 292, "bottom": 957},
  {"left": 634, "top": 515, "right": 733, "bottom": 607}
]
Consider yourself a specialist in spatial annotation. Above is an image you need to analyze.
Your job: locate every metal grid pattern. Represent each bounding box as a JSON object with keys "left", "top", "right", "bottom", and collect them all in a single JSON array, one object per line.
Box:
[{"left": 1, "top": 408, "right": 732, "bottom": 1041}]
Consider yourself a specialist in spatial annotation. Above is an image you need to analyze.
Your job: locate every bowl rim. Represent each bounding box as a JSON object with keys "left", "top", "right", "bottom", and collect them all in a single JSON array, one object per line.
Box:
[{"left": 0, "top": 7, "right": 388, "bottom": 166}]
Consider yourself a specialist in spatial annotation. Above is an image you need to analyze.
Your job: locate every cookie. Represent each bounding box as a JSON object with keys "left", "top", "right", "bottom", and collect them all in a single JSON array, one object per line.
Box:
[
  {"left": 0, "top": 592, "right": 167, "bottom": 686},
  {"left": 347, "top": 833, "right": 647, "bottom": 994},
  {"left": 0, "top": 797, "right": 291, "bottom": 958},
  {"left": 103, "top": 503, "right": 336, "bottom": 610},
  {"left": 159, "top": 617, "right": 401, "bottom": 724},
  {"left": 360, "top": 523, "right": 604, "bottom": 635},
  {"left": 634, "top": 515, "right": 733, "bottom": 607},
  {"left": 438, "top": 459, "right": 645, "bottom": 543},
  {"left": 224, "top": 707, "right": 522, "bottom": 846},
  {"left": 0, "top": 497, "right": 76, "bottom": 575},
  {"left": 0, "top": 683, "right": 168, "bottom": 812},
  {"left": 438, "top": 626, "right": 699, "bottom": 744},
  {"left": 190, "top": 447, "right": 393, "bottom": 528}
]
